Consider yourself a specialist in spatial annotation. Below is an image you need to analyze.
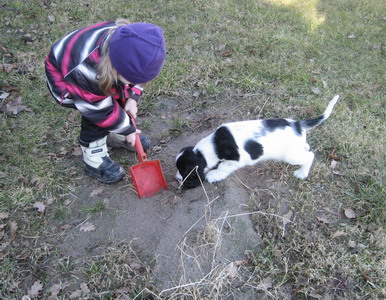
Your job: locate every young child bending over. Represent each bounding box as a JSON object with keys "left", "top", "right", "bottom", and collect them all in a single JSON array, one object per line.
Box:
[{"left": 45, "top": 19, "right": 166, "bottom": 183}]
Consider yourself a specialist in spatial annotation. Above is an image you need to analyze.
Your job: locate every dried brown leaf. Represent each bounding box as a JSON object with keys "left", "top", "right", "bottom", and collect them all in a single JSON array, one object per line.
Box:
[
  {"left": 224, "top": 262, "right": 238, "bottom": 279},
  {"left": 344, "top": 208, "right": 357, "bottom": 219},
  {"left": 48, "top": 283, "right": 63, "bottom": 299},
  {"left": 0, "top": 91, "right": 9, "bottom": 100},
  {"left": 80, "top": 282, "right": 90, "bottom": 295},
  {"left": 332, "top": 170, "right": 345, "bottom": 176},
  {"left": 317, "top": 215, "right": 333, "bottom": 224},
  {"left": 256, "top": 276, "right": 273, "bottom": 291},
  {"left": 90, "top": 186, "right": 104, "bottom": 197},
  {"left": 234, "top": 259, "right": 248, "bottom": 266},
  {"left": 69, "top": 289, "right": 82, "bottom": 299},
  {"left": 79, "top": 222, "right": 96, "bottom": 232},
  {"left": 0, "top": 212, "right": 9, "bottom": 220},
  {"left": 0, "top": 242, "right": 10, "bottom": 251},
  {"left": 72, "top": 146, "right": 82, "bottom": 156},
  {"left": 5, "top": 97, "right": 33, "bottom": 115},
  {"left": 282, "top": 211, "right": 293, "bottom": 225},
  {"left": 348, "top": 240, "right": 356, "bottom": 248},
  {"left": 28, "top": 280, "right": 43, "bottom": 297},
  {"left": 33, "top": 201, "right": 46, "bottom": 213},
  {"left": 331, "top": 230, "right": 345, "bottom": 238},
  {"left": 0, "top": 63, "right": 16, "bottom": 73},
  {"left": 311, "top": 87, "right": 322, "bottom": 94},
  {"left": 9, "top": 221, "right": 18, "bottom": 235},
  {"left": 330, "top": 160, "right": 338, "bottom": 169}
]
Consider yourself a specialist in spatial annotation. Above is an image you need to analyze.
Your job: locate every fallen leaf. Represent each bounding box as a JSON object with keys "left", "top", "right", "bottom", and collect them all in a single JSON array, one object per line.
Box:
[
  {"left": 234, "top": 259, "right": 248, "bottom": 266},
  {"left": 360, "top": 271, "right": 371, "bottom": 281},
  {"left": 72, "top": 146, "right": 82, "bottom": 156},
  {"left": 256, "top": 276, "right": 273, "bottom": 291},
  {"left": 69, "top": 290, "right": 82, "bottom": 299},
  {"left": 282, "top": 211, "right": 293, "bottom": 224},
  {"left": 317, "top": 215, "right": 333, "bottom": 224},
  {"left": 33, "top": 202, "right": 46, "bottom": 213},
  {"left": 59, "top": 224, "right": 72, "bottom": 230},
  {"left": 0, "top": 63, "right": 16, "bottom": 73},
  {"left": 0, "top": 242, "right": 10, "bottom": 251},
  {"left": 311, "top": 87, "right": 322, "bottom": 94},
  {"left": 28, "top": 280, "right": 43, "bottom": 297},
  {"left": 224, "top": 262, "right": 238, "bottom": 279},
  {"left": 328, "top": 149, "right": 339, "bottom": 160},
  {"left": 344, "top": 208, "right": 357, "bottom": 219},
  {"left": 0, "top": 91, "right": 9, "bottom": 100},
  {"left": 222, "top": 50, "right": 233, "bottom": 57},
  {"left": 193, "top": 91, "right": 200, "bottom": 97},
  {"left": 0, "top": 213, "right": 9, "bottom": 220},
  {"left": 330, "top": 160, "right": 338, "bottom": 169},
  {"left": 79, "top": 222, "right": 96, "bottom": 232},
  {"left": 48, "top": 283, "right": 63, "bottom": 300},
  {"left": 5, "top": 97, "right": 33, "bottom": 115},
  {"left": 80, "top": 282, "right": 90, "bottom": 295},
  {"left": 46, "top": 197, "right": 55, "bottom": 205},
  {"left": 90, "top": 187, "right": 104, "bottom": 197},
  {"left": 331, "top": 230, "right": 345, "bottom": 238},
  {"left": 348, "top": 240, "right": 356, "bottom": 248},
  {"left": 9, "top": 221, "right": 18, "bottom": 235}
]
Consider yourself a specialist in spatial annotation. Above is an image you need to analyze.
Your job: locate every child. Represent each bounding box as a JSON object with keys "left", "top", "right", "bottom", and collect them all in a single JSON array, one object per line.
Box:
[{"left": 45, "top": 19, "right": 166, "bottom": 184}]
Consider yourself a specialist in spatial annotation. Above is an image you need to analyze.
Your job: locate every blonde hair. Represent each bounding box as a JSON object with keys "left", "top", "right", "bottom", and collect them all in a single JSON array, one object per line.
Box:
[{"left": 97, "top": 18, "right": 130, "bottom": 95}]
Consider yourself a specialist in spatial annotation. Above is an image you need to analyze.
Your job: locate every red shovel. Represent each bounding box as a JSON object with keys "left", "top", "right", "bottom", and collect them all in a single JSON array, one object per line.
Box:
[{"left": 129, "top": 118, "right": 168, "bottom": 198}]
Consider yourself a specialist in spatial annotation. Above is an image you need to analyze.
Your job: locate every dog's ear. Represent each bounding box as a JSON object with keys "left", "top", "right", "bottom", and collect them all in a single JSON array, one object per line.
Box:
[{"left": 179, "top": 150, "right": 207, "bottom": 189}]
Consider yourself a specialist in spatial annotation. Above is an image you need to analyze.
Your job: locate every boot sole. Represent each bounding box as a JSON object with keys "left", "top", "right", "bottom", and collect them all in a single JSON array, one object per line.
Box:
[{"left": 84, "top": 168, "right": 125, "bottom": 184}]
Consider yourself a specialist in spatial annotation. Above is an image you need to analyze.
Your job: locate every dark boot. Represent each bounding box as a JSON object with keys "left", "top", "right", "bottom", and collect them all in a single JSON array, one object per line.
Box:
[{"left": 80, "top": 137, "right": 125, "bottom": 184}]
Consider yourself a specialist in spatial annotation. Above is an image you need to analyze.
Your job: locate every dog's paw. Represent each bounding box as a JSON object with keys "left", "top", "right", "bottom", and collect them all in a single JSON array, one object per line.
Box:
[
  {"left": 205, "top": 171, "right": 223, "bottom": 183},
  {"left": 293, "top": 169, "right": 308, "bottom": 179}
]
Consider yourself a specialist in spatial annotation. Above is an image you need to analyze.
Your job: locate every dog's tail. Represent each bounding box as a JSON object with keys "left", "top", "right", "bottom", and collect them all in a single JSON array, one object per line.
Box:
[{"left": 300, "top": 95, "right": 340, "bottom": 131}]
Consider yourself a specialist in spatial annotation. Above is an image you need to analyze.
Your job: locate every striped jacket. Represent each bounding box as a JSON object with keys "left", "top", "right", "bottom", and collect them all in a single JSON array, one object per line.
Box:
[{"left": 45, "top": 21, "right": 142, "bottom": 136}]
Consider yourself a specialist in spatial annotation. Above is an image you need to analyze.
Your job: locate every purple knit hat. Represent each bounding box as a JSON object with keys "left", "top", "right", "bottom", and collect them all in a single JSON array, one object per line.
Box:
[{"left": 109, "top": 23, "right": 166, "bottom": 84}]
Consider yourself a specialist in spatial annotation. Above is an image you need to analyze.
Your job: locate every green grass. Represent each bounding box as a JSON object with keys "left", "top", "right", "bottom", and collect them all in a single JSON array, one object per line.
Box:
[{"left": 1, "top": 0, "right": 385, "bottom": 298}]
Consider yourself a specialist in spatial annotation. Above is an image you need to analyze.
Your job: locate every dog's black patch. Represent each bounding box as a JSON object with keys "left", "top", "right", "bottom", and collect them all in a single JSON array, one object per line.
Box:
[
  {"left": 244, "top": 140, "right": 263, "bottom": 160},
  {"left": 176, "top": 147, "right": 207, "bottom": 189},
  {"left": 292, "top": 121, "right": 302, "bottom": 135},
  {"left": 264, "top": 119, "right": 290, "bottom": 131},
  {"left": 213, "top": 126, "right": 240, "bottom": 161}
]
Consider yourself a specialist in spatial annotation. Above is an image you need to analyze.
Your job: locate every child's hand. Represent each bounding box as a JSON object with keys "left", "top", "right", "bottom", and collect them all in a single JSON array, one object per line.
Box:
[
  {"left": 125, "top": 129, "right": 141, "bottom": 147},
  {"left": 124, "top": 98, "right": 138, "bottom": 118}
]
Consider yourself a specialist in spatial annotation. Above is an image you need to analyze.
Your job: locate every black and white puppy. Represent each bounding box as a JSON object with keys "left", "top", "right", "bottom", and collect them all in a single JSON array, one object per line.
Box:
[{"left": 176, "top": 95, "right": 339, "bottom": 189}]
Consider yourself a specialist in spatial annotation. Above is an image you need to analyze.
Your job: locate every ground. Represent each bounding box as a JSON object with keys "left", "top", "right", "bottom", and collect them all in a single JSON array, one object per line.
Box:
[{"left": 41, "top": 96, "right": 366, "bottom": 299}]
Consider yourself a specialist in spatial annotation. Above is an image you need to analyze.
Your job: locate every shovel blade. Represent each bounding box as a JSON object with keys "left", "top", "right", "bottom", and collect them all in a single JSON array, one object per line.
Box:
[{"left": 130, "top": 160, "right": 168, "bottom": 198}]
